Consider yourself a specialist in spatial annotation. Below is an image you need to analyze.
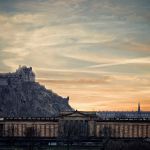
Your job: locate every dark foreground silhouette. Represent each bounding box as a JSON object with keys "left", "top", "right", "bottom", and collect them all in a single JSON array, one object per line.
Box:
[
  {"left": 1, "top": 139, "right": 150, "bottom": 150},
  {"left": 105, "top": 140, "right": 150, "bottom": 150}
]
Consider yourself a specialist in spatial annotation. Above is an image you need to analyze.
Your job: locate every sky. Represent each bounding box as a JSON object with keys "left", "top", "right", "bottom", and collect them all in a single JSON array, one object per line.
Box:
[{"left": 0, "top": 0, "right": 150, "bottom": 111}]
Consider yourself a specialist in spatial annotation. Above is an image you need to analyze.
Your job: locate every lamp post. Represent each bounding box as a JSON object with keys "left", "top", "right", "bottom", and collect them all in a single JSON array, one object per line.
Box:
[{"left": 48, "top": 142, "right": 51, "bottom": 150}]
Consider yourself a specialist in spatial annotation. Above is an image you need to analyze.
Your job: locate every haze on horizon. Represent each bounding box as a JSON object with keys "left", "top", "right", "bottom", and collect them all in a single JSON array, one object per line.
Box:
[{"left": 0, "top": 0, "right": 150, "bottom": 111}]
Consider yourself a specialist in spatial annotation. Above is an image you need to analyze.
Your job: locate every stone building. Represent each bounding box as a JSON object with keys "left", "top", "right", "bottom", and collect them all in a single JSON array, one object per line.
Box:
[
  {"left": 0, "top": 65, "right": 35, "bottom": 86},
  {"left": 0, "top": 110, "right": 150, "bottom": 139},
  {"left": 96, "top": 103, "right": 150, "bottom": 120}
]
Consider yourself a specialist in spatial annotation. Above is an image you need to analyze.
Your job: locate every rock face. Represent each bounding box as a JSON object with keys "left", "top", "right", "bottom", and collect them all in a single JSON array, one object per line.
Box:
[{"left": 0, "top": 66, "right": 73, "bottom": 117}]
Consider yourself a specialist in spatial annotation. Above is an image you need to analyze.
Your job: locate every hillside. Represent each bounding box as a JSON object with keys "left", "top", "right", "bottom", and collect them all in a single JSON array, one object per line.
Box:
[{"left": 0, "top": 66, "right": 73, "bottom": 117}]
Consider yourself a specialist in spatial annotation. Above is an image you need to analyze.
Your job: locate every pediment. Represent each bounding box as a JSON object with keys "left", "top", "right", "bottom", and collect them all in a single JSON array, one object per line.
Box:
[
  {"left": 60, "top": 111, "right": 89, "bottom": 118},
  {"left": 66, "top": 112, "right": 86, "bottom": 117}
]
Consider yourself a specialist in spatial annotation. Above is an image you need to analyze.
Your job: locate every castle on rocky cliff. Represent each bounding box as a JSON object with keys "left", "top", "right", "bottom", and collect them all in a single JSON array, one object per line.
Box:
[{"left": 0, "top": 65, "right": 35, "bottom": 86}]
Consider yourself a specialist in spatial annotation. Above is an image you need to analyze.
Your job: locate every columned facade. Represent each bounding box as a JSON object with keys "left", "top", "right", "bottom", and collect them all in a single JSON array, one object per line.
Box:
[{"left": 0, "top": 111, "right": 150, "bottom": 139}]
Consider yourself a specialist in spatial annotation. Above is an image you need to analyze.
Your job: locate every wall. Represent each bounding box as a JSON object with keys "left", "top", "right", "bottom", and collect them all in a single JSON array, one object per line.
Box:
[
  {"left": 0, "top": 66, "right": 35, "bottom": 86},
  {"left": 0, "top": 78, "right": 8, "bottom": 86}
]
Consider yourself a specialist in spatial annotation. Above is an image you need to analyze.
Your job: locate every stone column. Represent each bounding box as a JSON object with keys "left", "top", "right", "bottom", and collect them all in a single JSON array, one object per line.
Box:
[{"left": 88, "top": 120, "right": 95, "bottom": 137}]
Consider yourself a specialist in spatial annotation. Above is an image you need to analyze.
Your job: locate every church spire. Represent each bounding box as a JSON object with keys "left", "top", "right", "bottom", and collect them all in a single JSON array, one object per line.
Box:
[{"left": 138, "top": 102, "right": 141, "bottom": 113}]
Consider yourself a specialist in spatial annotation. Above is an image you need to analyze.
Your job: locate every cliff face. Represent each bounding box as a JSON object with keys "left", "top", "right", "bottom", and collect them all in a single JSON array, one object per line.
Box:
[{"left": 0, "top": 82, "right": 73, "bottom": 117}]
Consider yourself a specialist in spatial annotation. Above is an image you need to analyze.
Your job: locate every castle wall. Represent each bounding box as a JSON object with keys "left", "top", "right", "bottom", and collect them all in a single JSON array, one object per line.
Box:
[
  {"left": 0, "top": 78, "right": 8, "bottom": 86},
  {"left": 9, "top": 77, "right": 22, "bottom": 85},
  {"left": 0, "top": 66, "right": 35, "bottom": 86}
]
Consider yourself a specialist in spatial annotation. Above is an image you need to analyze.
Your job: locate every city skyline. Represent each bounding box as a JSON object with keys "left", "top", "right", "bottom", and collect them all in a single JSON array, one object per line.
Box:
[{"left": 0, "top": 0, "right": 150, "bottom": 111}]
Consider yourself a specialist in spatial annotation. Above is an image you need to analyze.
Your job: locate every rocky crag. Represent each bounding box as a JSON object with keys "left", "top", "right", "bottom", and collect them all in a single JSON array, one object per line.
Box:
[{"left": 0, "top": 66, "right": 73, "bottom": 117}]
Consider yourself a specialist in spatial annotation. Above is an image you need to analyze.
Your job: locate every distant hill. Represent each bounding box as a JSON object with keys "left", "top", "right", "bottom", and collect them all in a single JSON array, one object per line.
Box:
[{"left": 0, "top": 66, "right": 73, "bottom": 117}]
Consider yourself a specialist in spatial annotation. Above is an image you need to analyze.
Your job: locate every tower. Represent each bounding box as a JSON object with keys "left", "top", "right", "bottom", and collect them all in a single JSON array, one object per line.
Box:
[{"left": 138, "top": 102, "right": 141, "bottom": 113}]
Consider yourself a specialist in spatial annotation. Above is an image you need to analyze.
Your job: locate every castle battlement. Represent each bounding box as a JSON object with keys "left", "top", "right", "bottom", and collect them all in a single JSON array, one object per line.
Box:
[{"left": 0, "top": 66, "right": 35, "bottom": 86}]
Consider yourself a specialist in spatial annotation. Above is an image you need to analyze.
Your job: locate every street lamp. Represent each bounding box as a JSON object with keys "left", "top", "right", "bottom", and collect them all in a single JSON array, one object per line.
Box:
[{"left": 48, "top": 142, "right": 51, "bottom": 150}]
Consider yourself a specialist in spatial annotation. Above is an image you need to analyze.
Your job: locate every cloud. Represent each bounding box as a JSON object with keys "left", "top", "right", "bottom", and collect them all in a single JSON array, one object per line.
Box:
[
  {"left": 0, "top": 12, "right": 116, "bottom": 71},
  {"left": 0, "top": 13, "right": 46, "bottom": 24},
  {"left": 0, "top": 0, "right": 150, "bottom": 111},
  {"left": 87, "top": 57, "right": 150, "bottom": 68},
  {"left": 38, "top": 77, "right": 111, "bottom": 85}
]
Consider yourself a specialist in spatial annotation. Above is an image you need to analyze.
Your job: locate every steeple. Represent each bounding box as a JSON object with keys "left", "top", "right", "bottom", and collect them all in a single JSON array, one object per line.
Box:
[{"left": 138, "top": 102, "right": 141, "bottom": 113}]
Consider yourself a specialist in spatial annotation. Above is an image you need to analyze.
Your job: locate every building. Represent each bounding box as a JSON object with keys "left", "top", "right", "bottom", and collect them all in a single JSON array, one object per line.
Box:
[
  {"left": 0, "top": 110, "right": 150, "bottom": 139},
  {"left": 96, "top": 103, "right": 150, "bottom": 120},
  {"left": 0, "top": 65, "right": 35, "bottom": 86}
]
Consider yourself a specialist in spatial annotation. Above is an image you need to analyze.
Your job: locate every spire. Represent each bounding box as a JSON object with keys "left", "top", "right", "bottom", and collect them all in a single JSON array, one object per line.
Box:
[{"left": 138, "top": 102, "right": 141, "bottom": 113}]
